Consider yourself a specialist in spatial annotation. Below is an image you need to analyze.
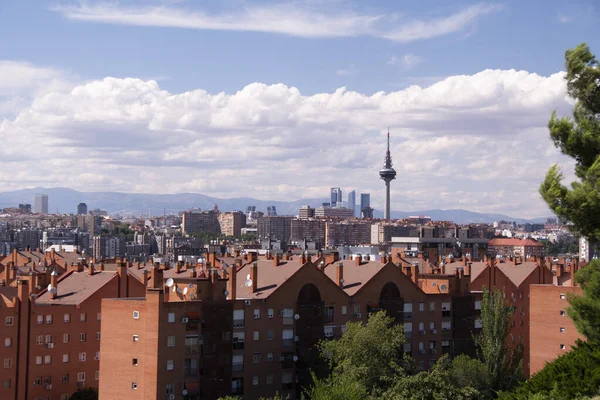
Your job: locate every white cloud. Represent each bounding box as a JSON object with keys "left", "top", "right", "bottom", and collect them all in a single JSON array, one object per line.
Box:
[
  {"left": 336, "top": 65, "right": 358, "bottom": 76},
  {"left": 388, "top": 54, "right": 424, "bottom": 69},
  {"left": 0, "top": 65, "right": 574, "bottom": 218},
  {"left": 52, "top": 2, "right": 502, "bottom": 43},
  {"left": 557, "top": 13, "right": 572, "bottom": 23}
]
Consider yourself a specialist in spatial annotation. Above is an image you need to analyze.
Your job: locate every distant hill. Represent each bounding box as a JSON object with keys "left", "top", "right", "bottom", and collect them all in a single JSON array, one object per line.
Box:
[{"left": 0, "top": 187, "right": 547, "bottom": 224}]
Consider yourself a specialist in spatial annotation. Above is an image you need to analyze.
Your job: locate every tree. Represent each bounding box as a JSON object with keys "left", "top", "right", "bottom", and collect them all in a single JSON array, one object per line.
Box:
[
  {"left": 476, "top": 288, "right": 524, "bottom": 395},
  {"left": 448, "top": 354, "right": 491, "bottom": 393},
  {"left": 69, "top": 387, "right": 98, "bottom": 400},
  {"left": 304, "top": 371, "right": 370, "bottom": 400},
  {"left": 539, "top": 43, "right": 600, "bottom": 241},
  {"left": 315, "top": 311, "right": 409, "bottom": 396},
  {"left": 539, "top": 43, "right": 600, "bottom": 344}
]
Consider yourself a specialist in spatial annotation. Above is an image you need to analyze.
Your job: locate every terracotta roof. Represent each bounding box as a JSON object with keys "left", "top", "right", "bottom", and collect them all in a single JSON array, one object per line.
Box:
[
  {"left": 36, "top": 270, "right": 117, "bottom": 305},
  {"left": 323, "top": 260, "right": 387, "bottom": 296},
  {"left": 445, "top": 261, "right": 487, "bottom": 281},
  {"left": 496, "top": 261, "right": 539, "bottom": 287},
  {"left": 234, "top": 259, "right": 305, "bottom": 299},
  {"left": 489, "top": 238, "right": 543, "bottom": 247}
]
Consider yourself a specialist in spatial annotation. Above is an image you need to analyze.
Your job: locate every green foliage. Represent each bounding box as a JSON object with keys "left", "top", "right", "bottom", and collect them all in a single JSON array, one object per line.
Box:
[
  {"left": 542, "top": 238, "right": 579, "bottom": 256},
  {"left": 539, "top": 43, "right": 600, "bottom": 241},
  {"left": 69, "top": 387, "right": 98, "bottom": 400},
  {"left": 568, "top": 259, "right": 600, "bottom": 343},
  {"left": 477, "top": 288, "right": 524, "bottom": 395},
  {"left": 317, "top": 311, "right": 407, "bottom": 395},
  {"left": 304, "top": 371, "right": 370, "bottom": 400},
  {"left": 448, "top": 354, "right": 491, "bottom": 393},
  {"left": 218, "top": 394, "right": 286, "bottom": 400},
  {"left": 381, "top": 356, "right": 479, "bottom": 400},
  {"left": 497, "top": 341, "right": 600, "bottom": 400}
]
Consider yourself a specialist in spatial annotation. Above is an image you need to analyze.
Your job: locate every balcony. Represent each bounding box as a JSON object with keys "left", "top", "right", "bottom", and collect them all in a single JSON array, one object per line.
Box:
[
  {"left": 404, "top": 331, "right": 412, "bottom": 339},
  {"left": 185, "top": 345, "right": 200, "bottom": 355},
  {"left": 419, "top": 330, "right": 426, "bottom": 336},
  {"left": 429, "top": 348, "right": 437, "bottom": 354},
  {"left": 282, "top": 339, "right": 294, "bottom": 348},
  {"left": 282, "top": 317, "right": 294, "bottom": 325},
  {"left": 232, "top": 363, "right": 244, "bottom": 373},
  {"left": 233, "top": 319, "right": 244, "bottom": 328},
  {"left": 184, "top": 368, "right": 197, "bottom": 377},
  {"left": 185, "top": 321, "right": 199, "bottom": 331},
  {"left": 233, "top": 342, "right": 244, "bottom": 350},
  {"left": 442, "top": 311, "right": 451, "bottom": 318}
]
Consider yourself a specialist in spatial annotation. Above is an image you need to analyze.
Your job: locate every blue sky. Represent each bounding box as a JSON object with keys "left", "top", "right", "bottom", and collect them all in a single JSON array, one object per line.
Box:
[{"left": 0, "top": 0, "right": 598, "bottom": 217}]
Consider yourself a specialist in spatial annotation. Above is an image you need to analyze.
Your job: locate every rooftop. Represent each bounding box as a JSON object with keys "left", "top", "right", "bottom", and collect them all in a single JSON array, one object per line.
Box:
[{"left": 36, "top": 270, "right": 117, "bottom": 305}]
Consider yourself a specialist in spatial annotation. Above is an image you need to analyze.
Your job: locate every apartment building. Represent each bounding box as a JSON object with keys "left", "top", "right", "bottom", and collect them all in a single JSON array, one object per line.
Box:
[
  {"left": 181, "top": 211, "right": 221, "bottom": 236},
  {"left": 218, "top": 212, "right": 245, "bottom": 238},
  {"left": 488, "top": 238, "right": 545, "bottom": 258},
  {"left": 290, "top": 219, "right": 325, "bottom": 247},
  {"left": 256, "top": 216, "right": 293, "bottom": 245},
  {"left": 325, "top": 221, "right": 371, "bottom": 247}
]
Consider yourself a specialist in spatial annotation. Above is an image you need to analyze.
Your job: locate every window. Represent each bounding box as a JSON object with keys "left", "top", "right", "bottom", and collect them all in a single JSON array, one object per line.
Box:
[
  {"left": 419, "top": 360, "right": 425, "bottom": 370},
  {"left": 324, "top": 326, "right": 335, "bottom": 338},
  {"left": 167, "top": 336, "right": 175, "bottom": 347},
  {"left": 80, "top": 313, "right": 87, "bottom": 322},
  {"left": 96, "top": 332, "right": 101, "bottom": 341},
  {"left": 253, "top": 376, "right": 259, "bottom": 385},
  {"left": 63, "top": 334, "right": 70, "bottom": 343},
  {"left": 3, "top": 379, "right": 11, "bottom": 389},
  {"left": 62, "top": 354, "right": 69, "bottom": 363},
  {"left": 560, "top": 344, "right": 566, "bottom": 350},
  {"left": 36, "top": 335, "right": 44, "bottom": 345},
  {"left": 132, "top": 358, "right": 138, "bottom": 366},
  {"left": 233, "top": 332, "right": 245, "bottom": 349},
  {"left": 3, "top": 358, "right": 12, "bottom": 368},
  {"left": 233, "top": 309, "right": 245, "bottom": 327},
  {"left": 36, "top": 356, "right": 42, "bottom": 365},
  {"left": 132, "top": 335, "right": 139, "bottom": 342},
  {"left": 441, "top": 340, "right": 450, "bottom": 347},
  {"left": 341, "top": 325, "right": 347, "bottom": 334},
  {"left": 222, "top": 331, "right": 231, "bottom": 341},
  {"left": 45, "top": 335, "right": 52, "bottom": 344},
  {"left": 166, "top": 360, "right": 174, "bottom": 371},
  {"left": 45, "top": 315, "right": 53, "bottom": 324},
  {"left": 96, "top": 312, "right": 101, "bottom": 321},
  {"left": 5, "top": 317, "right": 13, "bottom": 327},
  {"left": 37, "top": 315, "right": 44, "bottom": 324},
  {"left": 266, "top": 352, "right": 273, "bottom": 361},
  {"left": 232, "top": 354, "right": 244, "bottom": 372},
  {"left": 324, "top": 306, "right": 334, "bottom": 323},
  {"left": 132, "top": 382, "right": 138, "bottom": 390},
  {"left": 474, "top": 319, "right": 483, "bottom": 329},
  {"left": 266, "top": 374, "right": 274, "bottom": 384},
  {"left": 341, "top": 305, "right": 347, "bottom": 315},
  {"left": 441, "top": 302, "right": 451, "bottom": 311},
  {"left": 62, "top": 395, "right": 69, "bottom": 400},
  {"left": 560, "top": 294, "right": 565, "bottom": 300},
  {"left": 133, "top": 311, "right": 140, "bottom": 319},
  {"left": 429, "top": 302, "right": 436, "bottom": 311},
  {"left": 403, "top": 303, "right": 413, "bottom": 319},
  {"left": 64, "top": 313, "right": 70, "bottom": 323},
  {"left": 267, "top": 308, "right": 274, "bottom": 318},
  {"left": 353, "top": 305, "right": 360, "bottom": 315},
  {"left": 419, "top": 302, "right": 425, "bottom": 312},
  {"left": 253, "top": 331, "right": 260, "bottom": 341},
  {"left": 4, "top": 338, "right": 10, "bottom": 347},
  {"left": 168, "top": 312, "right": 175, "bottom": 323},
  {"left": 44, "top": 355, "right": 51, "bottom": 365},
  {"left": 166, "top": 384, "right": 174, "bottom": 394},
  {"left": 560, "top": 327, "right": 566, "bottom": 333},
  {"left": 95, "top": 371, "right": 99, "bottom": 380},
  {"left": 283, "top": 308, "right": 294, "bottom": 318},
  {"left": 34, "top": 376, "right": 42, "bottom": 385},
  {"left": 282, "top": 329, "right": 294, "bottom": 347},
  {"left": 252, "top": 353, "right": 262, "bottom": 363},
  {"left": 80, "top": 333, "right": 86, "bottom": 342},
  {"left": 475, "top": 300, "right": 482, "bottom": 310},
  {"left": 403, "top": 343, "right": 412, "bottom": 353},
  {"left": 77, "top": 372, "right": 85, "bottom": 382},
  {"left": 79, "top": 352, "right": 86, "bottom": 362},
  {"left": 253, "top": 309, "right": 260, "bottom": 319},
  {"left": 560, "top": 310, "right": 566, "bottom": 316},
  {"left": 429, "top": 321, "right": 435, "bottom": 331},
  {"left": 267, "top": 330, "right": 274, "bottom": 341}
]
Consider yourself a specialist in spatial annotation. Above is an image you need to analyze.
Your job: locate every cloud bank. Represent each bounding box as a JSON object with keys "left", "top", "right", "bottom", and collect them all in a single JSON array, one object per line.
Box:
[
  {"left": 0, "top": 64, "right": 574, "bottom": 218},
  {"left": 53, "top": 2, "right": 501, "bottom": 43}
]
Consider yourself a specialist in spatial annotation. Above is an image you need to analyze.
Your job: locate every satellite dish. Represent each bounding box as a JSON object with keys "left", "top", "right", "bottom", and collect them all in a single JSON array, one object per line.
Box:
[
  {"left": 50, "top": 287, "right": 57, "bottom": 295},
  {"left": 190, "top": 294, "right": 195, "bottom": 299},
  {"left": 47, "top": 284, "right": 52, "bottom": 291},
  {"left": 339, "top": 279, "right": 344, "bottom": 285},
  {"left": 172, "top": 286, "right": 177, "bottom": 293},
  {"left": 188, "top": 283, "right": 194, "bottom": 288},
  {"left": 224, "top": 290, "right": 230, "bottom": 297},
  {"left": 177, "top": 287, "right": 183, "bottom": 294},
  {"left": 294, "top": 314, "right": 300, "bottom": 320},
  {"left": 293, "top": 355, "right": 298, "bottom": 362},
  {"left": 245, "top": 278, "right": 252, "bottom": 287},
  {"left": 246, "top": 274, "right": 251, "bottom": 280},
  {"left": 183, "top": 287, "right": 188, "bottom": 295},
  {"left": 440, "top": 284, "right": 448, "bottom": 292},
  {"left": 165, "top": 278, "right": 174, "bottom": 288},
  {"left": 182, "top": 390, "right": 188, "bottom": 396},
  {"left": 36, "top": 285, "right": 41, "bottom": 290}
]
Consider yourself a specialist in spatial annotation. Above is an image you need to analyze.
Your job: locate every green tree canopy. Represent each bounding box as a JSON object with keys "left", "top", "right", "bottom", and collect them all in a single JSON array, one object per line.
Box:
[{"left": 69, "top": 387, "right": 98, "bottom": 400}]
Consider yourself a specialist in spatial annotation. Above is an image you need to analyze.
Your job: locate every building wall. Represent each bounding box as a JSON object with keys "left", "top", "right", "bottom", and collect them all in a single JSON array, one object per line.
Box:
[
  {"left": 529, "top": 285, "right": 584, "bottom": 376},
  {"left": 0, "top": 304, "right": 18, "bottom": 398}
]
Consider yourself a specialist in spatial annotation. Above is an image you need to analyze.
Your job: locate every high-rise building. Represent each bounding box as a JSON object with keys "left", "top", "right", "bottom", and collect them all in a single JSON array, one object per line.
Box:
[
  {"left": 218, "top": 211, "right": 244, "bottom": 237},
  {"left": 33, "top": 194, "right": 48, "bottom": 214},
  {"left": 347, "top": 190, "right": 356, "bottom": 217},
  {"left": 298, "top": 205, "right": 315, "bottom": 219},
  {"left": 77, "top": 202, "right": 88, "bottom": 215},
  {"left": 257, "top": 216, "right": 293, "bottom": 245},
  {"left": 360, "top": 193, "right": 372, "bottom": 218},
  {"left": 379, "top": 129, "right": 397, "bottom": 220},
  {"left": 330, "top": 187, "right": 342, "bottom": 208},
  {"left": 181, "top": 211, "right": 221, "bottom": 236},
  {"left": 267, "top": 206, "right": 277, "bottom": 216},
  {"left": 92, "top": 235, "right": 126, "bottom": 260}
]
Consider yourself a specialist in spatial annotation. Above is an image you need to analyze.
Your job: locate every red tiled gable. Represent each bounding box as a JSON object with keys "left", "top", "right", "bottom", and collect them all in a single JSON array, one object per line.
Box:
[{"left": 489, "top": 238, "right": 543, "bottom": 247}]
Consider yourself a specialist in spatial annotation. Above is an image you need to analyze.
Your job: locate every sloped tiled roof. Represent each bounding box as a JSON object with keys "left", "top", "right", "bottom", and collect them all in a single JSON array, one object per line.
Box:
[
  {"left": 323, "top": 259, "right": 388, "bottom": 296},
  {"left": 489, "top": 238, "right": 543, "bottom": 247},
  {"left": 36, "top": 270, "right": 117, "bottom": 305},
  {"left": 445, "top": 261, "right": 488, "bottom": 281},
  {"left": 234, "top": 259, "right": 305, "bottom": 299},
  {"left": 496, "top": 261, "right": 539, "bottom": 287}
]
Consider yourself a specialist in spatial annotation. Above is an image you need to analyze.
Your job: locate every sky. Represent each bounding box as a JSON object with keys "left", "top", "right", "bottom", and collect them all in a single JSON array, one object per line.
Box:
[{"left": 0, "top": 0, "right": 598, "bottom": 218}]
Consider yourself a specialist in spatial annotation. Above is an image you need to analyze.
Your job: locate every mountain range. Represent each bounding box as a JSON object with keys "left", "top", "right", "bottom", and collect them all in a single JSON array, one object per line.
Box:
[{"left": 0, "top": 187, "right": 548, "bottom": 224}]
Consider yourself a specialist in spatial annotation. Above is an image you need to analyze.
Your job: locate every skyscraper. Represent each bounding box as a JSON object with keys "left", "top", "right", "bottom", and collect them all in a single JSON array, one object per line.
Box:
[
  {"left": 33, "top": 194, "right": 48, "bottom": 214},
  {"left": 77, "top": 202, "right": 88, "bottom": 215},
  {"left": 330, "top": 187, "right": 342, "bottom": 208},
  {"left": 360, "top": 193, "right": 373, "bottom": 218},
  {"left": 379, "top": 129, "right": 397, "bottom": 220},
  {"left": 267, "top": 206, "right": 277, "bottom": 216},
  {"left": 347, "top": 190, "right": 356, "bottom": 217}
]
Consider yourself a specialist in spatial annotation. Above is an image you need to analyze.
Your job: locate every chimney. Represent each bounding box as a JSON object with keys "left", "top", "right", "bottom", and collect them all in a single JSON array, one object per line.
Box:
[
  {"left": 190, "top": 268, "right": 197, "bottom": 278},
  {"left": 227, "top": 265, "right": 236, "bottom": 300},
  {"left": 440, "top": 263, "right": 446, "bottom": 275},
  {"left": 137, "top": 261, "right": 142, "bottom": 270},
  {"left": 88, "top": 263, "right": 95, "bottom": 276},
  {"left": 234, "top": 249, "right": 240, "bottom": 257},
  {"left": 273, "top": 254, "right": 280, "bottom": 267},
  {"left": 300, "top": 253, "right": 307, "bottom": 264},
  {"left": 466, "top": 262, "right": 472, "bottom": 276},
  {"left": 175, "top": 262, "right": 182, "bottom": 274},
  {"left": 99, "top": 262, "right": 105, "bottom": 272},
  {"left": 307, "top": 254, "right": 312, "bottom": 264},
  {"left": 557, "top": 264, "right": 564, "bottom": 278},
  {"left": 570, "top": 261, "right": 576, "bottom": 285},
  {"left": 142, "top": 269, "right": 149, "bottom": 286},
  {"left": 381, "top": 255, "right": 388, "bottom": 264},
  {"left": 117, "top": 262, "right": 128, "bottom": 297},
  {"left": 250, "top": 263, "right": 258, "bottom": 293},
  {"left": 410, "top": 264, "right": 418, "bottom": 284},
  {"left": 458, "top": 267, "right": 464, "bottom": 280},
  {"left": 12, "top": 248, "right": 18, "bottom": 265},
  {"left": 17, "top": 278, "right": 30, "bottom": 304},
  {"left": 149, "top": 266, "right": 163, "bottom": 290},
  {"left": 336, "top": 262, "right": 344, "bottom": 288},
  {"left": 50, "top": 270, "right": 58, "bottom": 300},
  {"left": 208, "top": 252, "right": 217, "bottom": 267},
  {"left": 355, "top": 255, "right": 362, "bottom": 266}
]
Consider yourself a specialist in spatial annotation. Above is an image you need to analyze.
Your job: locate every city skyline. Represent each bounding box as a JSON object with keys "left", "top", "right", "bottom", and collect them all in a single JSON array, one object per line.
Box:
[{"left": 0, "top": 1, "right": 598, "bottom": 218}]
